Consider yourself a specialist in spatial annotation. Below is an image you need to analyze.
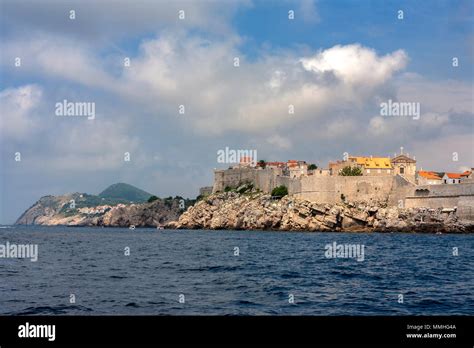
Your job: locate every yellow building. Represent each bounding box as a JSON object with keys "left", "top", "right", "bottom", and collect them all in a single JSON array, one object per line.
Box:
[
  {"left": 329, "top": 152, "right": 416, "bottom": 178},
  {"left": 349, "top": 156, "right": 393, "bottom": 176}
]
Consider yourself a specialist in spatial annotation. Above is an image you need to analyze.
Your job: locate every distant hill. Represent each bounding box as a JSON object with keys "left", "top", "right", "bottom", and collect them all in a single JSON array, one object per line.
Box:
[
  {"left": 14, "top": 183, "right": 197, "bottom": 226},
  {"left": 99, "top": 183, "right": 152, "bottom": 203}
]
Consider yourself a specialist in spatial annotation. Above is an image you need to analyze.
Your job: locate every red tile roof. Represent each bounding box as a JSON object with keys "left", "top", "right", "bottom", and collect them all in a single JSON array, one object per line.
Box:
[
  {"left": 265, "top": 162, "right": 286, "bottom": 167},
  {"left": 418, "top": 171, "right": 441, "bottom": 180},
  {"left": 445, "top": 173, "right": 462, "bottom": 179}
]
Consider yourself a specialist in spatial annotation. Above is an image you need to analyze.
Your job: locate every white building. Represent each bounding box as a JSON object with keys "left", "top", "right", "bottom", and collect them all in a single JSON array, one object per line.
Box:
[{"left": 442, "top": 173, "right": 462, "bottom": 184}]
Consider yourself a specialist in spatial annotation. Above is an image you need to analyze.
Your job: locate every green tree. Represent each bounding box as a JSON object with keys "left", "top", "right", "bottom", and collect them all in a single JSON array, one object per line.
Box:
[
  {"left": 339, "top": 166, "right": 363, "bottom": 176},
  {"left": 147, "top": 195, "right": 159, "bottom": 203},
  {"left": 271, "top": 185, "right": 288, "bottom": 198},
  {"left": 258, "top": 160, "right": 267, "bottom": 169},
  {"left": 307, "top": 164, "right": 318, "bottom": 170}
]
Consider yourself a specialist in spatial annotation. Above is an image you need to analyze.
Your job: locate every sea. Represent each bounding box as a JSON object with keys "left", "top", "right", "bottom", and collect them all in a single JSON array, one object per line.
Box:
[{"left": 0, "top": 225, "right": 473, "bottom": 315}]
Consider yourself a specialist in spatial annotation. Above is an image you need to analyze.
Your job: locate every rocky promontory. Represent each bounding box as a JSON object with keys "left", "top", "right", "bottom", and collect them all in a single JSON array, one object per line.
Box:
[
  {"left": 166, "top": 189, "right": 474, "bottom": 233},
  {"left": 15, "top": 184, "right": 190, "bottom": 227},
  {"left": 15, "top": 194, "right": 185, "bottom": 227}
]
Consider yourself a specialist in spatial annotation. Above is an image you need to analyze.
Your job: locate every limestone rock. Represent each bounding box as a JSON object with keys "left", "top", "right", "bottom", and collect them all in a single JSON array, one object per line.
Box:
[{"left": 165, "top": 192, "right": 474, "bottom": 233}]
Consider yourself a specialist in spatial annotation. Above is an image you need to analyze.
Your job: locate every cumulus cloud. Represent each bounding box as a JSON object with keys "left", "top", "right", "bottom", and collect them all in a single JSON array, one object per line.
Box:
[
  {"left": 2, "top": 27, "right": 410, "bottom": 136},
  {"left": 300, "top": 44, "right": 408, "bottom": 88},
  {"left": 118, "top": 38, "right": 408, "bottom": 134},
  {"left": 2, "top": 30, "right": 469, "bottom": 169}
]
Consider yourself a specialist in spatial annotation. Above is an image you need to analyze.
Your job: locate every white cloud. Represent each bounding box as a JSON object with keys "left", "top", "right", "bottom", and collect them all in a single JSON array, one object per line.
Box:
[
  {"left": 3, "top": 32, "right": 470, "bottom": 169},
  {"left": 0, "top": 85, "right": 43, "bottom": 139},
  {"left": 2, "top": 36, "right": 115, "bottom": 90},
  {"left": 300, "top": 44, "right": 408, "bottom": 88},
  {"left": 2, "top": 32, "right": 410, "bottom": 137},
  {"left": 396, "top": 73, "right": 473, "bottom": 116}
]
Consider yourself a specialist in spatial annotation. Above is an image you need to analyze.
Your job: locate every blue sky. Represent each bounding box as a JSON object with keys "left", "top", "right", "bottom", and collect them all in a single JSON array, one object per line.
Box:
[
  {"left": 0, "top": 0, "right": 473, "bottom": 224},
  {"left": 234, "top": 0, "right": 473, "bottom": 79}
]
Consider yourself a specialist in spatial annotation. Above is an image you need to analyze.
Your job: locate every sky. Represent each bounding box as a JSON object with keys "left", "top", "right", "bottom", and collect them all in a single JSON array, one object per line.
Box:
[{"left": 0, "top": 0, "right": 473, "bottom": 224}]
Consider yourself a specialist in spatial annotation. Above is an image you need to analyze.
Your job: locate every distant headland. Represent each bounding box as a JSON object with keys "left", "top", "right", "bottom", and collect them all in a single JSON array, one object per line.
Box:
[{"left": 15, "top": 183, "right": 192, "bottom": 227}]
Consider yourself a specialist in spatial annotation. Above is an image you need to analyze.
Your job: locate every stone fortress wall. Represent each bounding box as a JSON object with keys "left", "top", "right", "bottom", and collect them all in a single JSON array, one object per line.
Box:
[
  {"left": 213, "top": 167, "right": 474, "bottom": 220},
  {"left": 405, "top": 183, "right": 474, "bottom": 220}
]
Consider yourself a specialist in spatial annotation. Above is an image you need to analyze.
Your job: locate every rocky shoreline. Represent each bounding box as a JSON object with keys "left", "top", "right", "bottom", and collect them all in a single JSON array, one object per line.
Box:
[
  {"left": 15, "top": 193, "right": 184, "bottom": 227},
  {"left": 15, "top": 187, "right": 474, "bottom": 233},
  {"left": 166, "top": 190, "right": 474, "bottom": 233}
]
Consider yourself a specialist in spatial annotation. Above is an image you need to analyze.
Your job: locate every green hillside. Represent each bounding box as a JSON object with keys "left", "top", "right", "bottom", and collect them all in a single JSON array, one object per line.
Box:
[{"left": 98, "top": 183, "right": 153, "bottom": 203}]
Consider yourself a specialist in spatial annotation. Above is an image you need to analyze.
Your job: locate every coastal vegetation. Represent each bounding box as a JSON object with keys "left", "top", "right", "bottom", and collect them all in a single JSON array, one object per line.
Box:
[
  {"left": 147, "top": 195, "right": 159, "bottom": 203},
  {"left": 339, "top": 166, "right": 363, "bottom": 176},
  {"left": 224, "top": 182, "right": 255, "bottom": 194},
  {"left": 271, "top": 185, "right": 288, "bottom": 198}
]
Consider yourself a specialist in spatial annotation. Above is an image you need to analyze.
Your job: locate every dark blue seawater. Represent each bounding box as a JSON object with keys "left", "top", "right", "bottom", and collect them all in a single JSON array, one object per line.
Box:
[{"left": 0, "top": 226, "right": 473, "bottom": 315}]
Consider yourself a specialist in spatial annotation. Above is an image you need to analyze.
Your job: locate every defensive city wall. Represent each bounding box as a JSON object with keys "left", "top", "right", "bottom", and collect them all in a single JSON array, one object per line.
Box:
[
  {"left": 213, "top": 168, "right": 474, "bottom": 220},
  {"left": 405, "top": 182, "right": 474, "bottom": 220}
]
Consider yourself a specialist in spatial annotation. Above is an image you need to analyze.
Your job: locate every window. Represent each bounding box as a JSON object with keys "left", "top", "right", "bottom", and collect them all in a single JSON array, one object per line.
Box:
[{"left": 400, "top": 167, "right": 405, "bottom": 174}]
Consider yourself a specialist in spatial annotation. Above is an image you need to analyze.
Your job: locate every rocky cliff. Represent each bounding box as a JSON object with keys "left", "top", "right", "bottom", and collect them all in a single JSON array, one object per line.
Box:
[
  {"left": 166, "top": 190, "right": 474, "bottom": 233},
  {"left": 15, "top": 192, "right": 185, "bottom": 227}
]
